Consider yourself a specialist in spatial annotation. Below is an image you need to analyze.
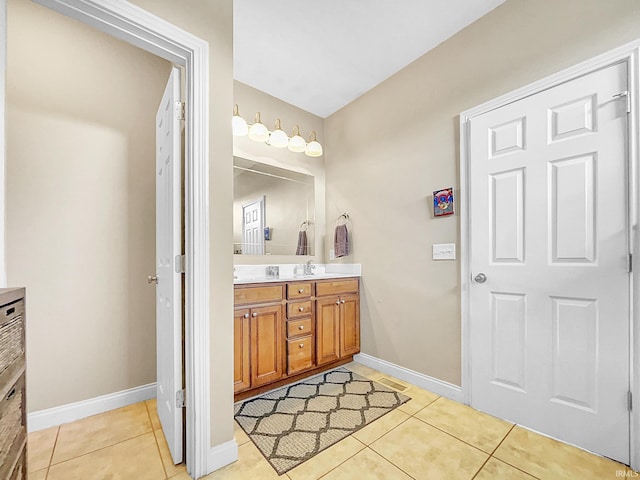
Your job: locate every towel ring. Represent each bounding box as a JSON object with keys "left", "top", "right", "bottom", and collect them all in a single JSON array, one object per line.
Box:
[
  {"left": 336, "top": 213, "right": 349, "bottom": 226},
  {"left": 299, "top": 220, "right": 310, "bottom": 231}
]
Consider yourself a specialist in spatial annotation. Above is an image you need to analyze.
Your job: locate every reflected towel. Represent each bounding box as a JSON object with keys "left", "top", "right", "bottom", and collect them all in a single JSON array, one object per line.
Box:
[
  {"left": 334, "top": 224, "right": 350, "bottom": 258},
  {"left": 296, "top": 230, "right": 308, "bottom": 255}
]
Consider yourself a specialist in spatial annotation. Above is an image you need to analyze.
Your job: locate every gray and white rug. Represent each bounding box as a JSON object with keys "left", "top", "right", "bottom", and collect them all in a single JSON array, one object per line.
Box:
[{"left": 234, "top": 368, "right": 410, "bottom": 474}]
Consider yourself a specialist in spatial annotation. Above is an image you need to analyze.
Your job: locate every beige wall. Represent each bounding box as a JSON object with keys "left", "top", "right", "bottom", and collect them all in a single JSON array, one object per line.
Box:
[
  {"left": 324, "top": 0, "right": 640, "bottom": 385},
  {"left": 6, "top": 0, "right": 171, "bottom": 411},
  {"left": 234, "top": 81, "right": 326, "bottom": 264},
  {"left": 127, "top": 0, "right": 235, "bottom": 448}
]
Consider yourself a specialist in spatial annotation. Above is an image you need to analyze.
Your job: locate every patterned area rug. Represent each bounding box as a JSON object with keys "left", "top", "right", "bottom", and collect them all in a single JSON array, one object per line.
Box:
[{"left": 234, "top": 368, "right": 410, "bottom": 474}]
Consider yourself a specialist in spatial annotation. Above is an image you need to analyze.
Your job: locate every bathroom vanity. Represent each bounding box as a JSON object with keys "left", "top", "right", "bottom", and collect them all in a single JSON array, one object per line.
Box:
[{"left": 233, "top": 272, "right": 360, "bottom": 400}]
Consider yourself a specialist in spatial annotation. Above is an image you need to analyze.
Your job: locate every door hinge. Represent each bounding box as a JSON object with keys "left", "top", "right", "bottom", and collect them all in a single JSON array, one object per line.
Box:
[
  {"left": 176, "top": 389, "right": 185, "bottom": 409},
  {"left": 613, "top": 91, "right": 631, "bottom": 113},
  {"left": 629, "top": 253, "right": 633, "bottom": 273},
  {"left": 629, "top": 391, "right": 633, "bottom": 411},
  {"left": 175, "top": 254, "right": 186, "bottom": 274},
  {"left": 176, "top": 101, "right": 185, "bottom": 120}
]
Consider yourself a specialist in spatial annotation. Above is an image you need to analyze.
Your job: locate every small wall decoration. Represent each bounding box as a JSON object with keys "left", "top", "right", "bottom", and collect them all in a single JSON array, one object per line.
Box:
[{"left": 433, "top": 187, "right": 454, "bottom": 217}]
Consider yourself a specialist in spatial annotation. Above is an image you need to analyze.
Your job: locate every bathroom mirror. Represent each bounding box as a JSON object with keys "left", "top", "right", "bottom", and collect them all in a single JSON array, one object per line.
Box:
[{"left": 233, "top": 156, "right": 315, "bottom": 255}]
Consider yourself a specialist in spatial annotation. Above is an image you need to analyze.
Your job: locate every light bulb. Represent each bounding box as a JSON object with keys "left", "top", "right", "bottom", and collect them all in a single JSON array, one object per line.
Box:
[
  {"left": 232, "top": 104, "right": 248, "bottom": 136},
  {"left": 305, "top": 131, "right": 323, "bottom": 157},
  {"left": 268, "top": 119, "right": 289, "bottom": 148},
  {"left": 248, "top": 112, "right": 269, "bottom": 143},
  {"left": 288, "top": 125, "right": 306, "bottom": 153}
]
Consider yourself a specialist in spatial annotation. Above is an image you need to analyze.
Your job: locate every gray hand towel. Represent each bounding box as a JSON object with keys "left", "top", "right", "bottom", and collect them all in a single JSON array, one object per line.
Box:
[
  {"left": 334, "top": 224, "right": 349, "bottom": 258},
  {"left": 296, "top": 230, "right": 308, "bottom": 255}
]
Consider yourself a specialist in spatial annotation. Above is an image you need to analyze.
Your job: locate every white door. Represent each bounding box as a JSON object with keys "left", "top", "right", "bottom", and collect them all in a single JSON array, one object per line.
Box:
[
  {"left": 469, "top": 62, "right": 630, "bottom": 462},
  {"left": 154, "top": 66, "right": 183, "bottom": 464},
  {"left": 242, "top": 197, "right": 265, "bottom": 255}
]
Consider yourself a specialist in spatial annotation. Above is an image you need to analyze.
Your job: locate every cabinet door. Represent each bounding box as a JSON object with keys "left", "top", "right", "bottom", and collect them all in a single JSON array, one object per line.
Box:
[
  {"left": 233, "top": 309, "right": 251, "bottom": 393},
  {"left": 250, "top": 305, "right": 284, "bottom": 387},
  {"left": 316, "top": 297, "right": 341, "bottom": 366},
  {"left": 340, "top": 295, "right": 360, "bottom": 357}
]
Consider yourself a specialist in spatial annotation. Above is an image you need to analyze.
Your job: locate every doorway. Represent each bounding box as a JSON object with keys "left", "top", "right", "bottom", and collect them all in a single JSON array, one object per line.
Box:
[
  {"left": 461, "top": 49, "right": 638, "bottom": 467},
  {"left": 1, "top": 0, "right": 214, "bottom": 476}
]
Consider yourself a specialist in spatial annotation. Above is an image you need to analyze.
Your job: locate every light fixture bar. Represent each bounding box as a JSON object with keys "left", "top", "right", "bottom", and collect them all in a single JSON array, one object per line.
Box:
[{"left": 232, "top": 106, "right": 323, "bottom": 157}]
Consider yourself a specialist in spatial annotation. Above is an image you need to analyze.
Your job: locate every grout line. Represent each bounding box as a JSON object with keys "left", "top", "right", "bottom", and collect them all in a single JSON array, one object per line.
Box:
[
  {"left": 47, "top": 425, "right": 61, "bottom": 471},
  {"left": 145, "top": 401, "right": 169, "bottom": 479},
  {"left": 314, "top": 438, "right": 367, "bottom": 479},
  {"left": 487, "top": 425, "right": 542, "bottom": 480},
  {"left": 365, "top": 446, "right": 417, "bottom": 480},
  {"left": 410, "top": 414, "right": 499, "bottom": 456}
]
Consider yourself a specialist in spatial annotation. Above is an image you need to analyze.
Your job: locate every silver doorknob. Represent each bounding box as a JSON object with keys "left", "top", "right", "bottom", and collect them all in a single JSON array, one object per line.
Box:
[
  {"left": 147, "top": 275, "right": 158, "bottom": 284},
  {"left": 474, "top": 273, "right": 487, "bottom": 283}
]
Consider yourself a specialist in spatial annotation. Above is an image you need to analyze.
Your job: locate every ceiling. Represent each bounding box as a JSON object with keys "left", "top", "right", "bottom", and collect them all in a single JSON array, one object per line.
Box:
[{"left": 234, "top": 0, "right": 506, "bottom": 118}]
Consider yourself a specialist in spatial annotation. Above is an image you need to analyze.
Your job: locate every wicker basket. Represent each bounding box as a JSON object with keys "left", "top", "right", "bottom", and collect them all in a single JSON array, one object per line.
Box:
[
  {"left": 0, "top": 317, "right": 24, "bottom": 376},
  {"left": 0, "top": 379, "right": 23, "bottom": 468}
]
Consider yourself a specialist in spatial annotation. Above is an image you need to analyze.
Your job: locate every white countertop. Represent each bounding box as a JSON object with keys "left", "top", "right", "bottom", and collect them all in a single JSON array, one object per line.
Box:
[{"left": 233, "top": 263, "right": 361, "bottom": 285}]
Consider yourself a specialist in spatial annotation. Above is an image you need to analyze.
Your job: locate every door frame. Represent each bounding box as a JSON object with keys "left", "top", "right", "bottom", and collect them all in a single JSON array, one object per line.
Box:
[
  {"left": 460, "top": 40, "right": 640, "bottom": 468},
  {"left": 0, "top": 0, "right": 214, "bottom": 477}
]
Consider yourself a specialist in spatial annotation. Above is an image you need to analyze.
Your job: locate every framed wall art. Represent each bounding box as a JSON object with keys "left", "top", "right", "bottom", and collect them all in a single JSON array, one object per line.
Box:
[{"left": 433, "top": 187, "right": 454, "bottom": 217}]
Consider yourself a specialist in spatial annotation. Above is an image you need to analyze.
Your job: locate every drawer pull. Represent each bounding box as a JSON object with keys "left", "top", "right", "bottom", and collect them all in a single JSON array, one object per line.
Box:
[
  {"left": 298, "top": 289, "right": 304, "bottom": 294},
  {"left": 298, "top": 307, "right": 304, "bottom": 312},
  {"left": 299, "top": 343, "right": 304, "bottom": 348},
  {"left": 298, "top": 325, "right": 304, "bottom": 330},
  {"left": 6, "top": 307, "right": 15, "bottom": 316},
  {"left": 252, "top": 312, "right": 258, "bottom": 317},
  {"left": 243, "top": 313, "right": 249, "bottom": 319},
  {"left": 6, "top": 387, "right": 16, "bottom": 401}
]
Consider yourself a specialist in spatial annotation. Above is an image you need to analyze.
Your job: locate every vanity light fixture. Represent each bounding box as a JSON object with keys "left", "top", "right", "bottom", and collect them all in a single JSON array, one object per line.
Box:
[
  {"left": 288, "top": 125, "right": 306, "bottom": 153},
  {"left": 248, "top": 112, "right": 270, "bottom": 143},
  {"left": 232, "top": 104, "right": 249, "bottom": 136},
  {"left": 232, "top": 106, "right": 323, "bottom": 156},
  {"left": 268, "top": 119, "right": 289, "bottom": 148},
  {"left": 305, "top": 131, "right": 323, "bottom": 157}
]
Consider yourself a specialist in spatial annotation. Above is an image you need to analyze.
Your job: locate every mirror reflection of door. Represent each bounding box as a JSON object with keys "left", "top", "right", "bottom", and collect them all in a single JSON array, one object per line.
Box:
[{"left": 242, "top": 197, "right": 265, "bottom": 254}]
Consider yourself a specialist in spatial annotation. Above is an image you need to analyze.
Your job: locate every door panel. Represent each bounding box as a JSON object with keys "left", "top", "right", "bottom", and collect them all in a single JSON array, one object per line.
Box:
[
  {"left": 155, "top": 66, "right": 183, "bottom": 464},
  {"left": 340, "top": 295, "right": 360, "bottom": 357},
  {"left": 316, "top": 298, "right": 340, "bottom": 365},
  {"left": 234, "top": 309, "right": 250, "bottom": 393},
  {"left": 469, "top": 62, "right": 630, "bottom": 462},
  {"left": 250, "top": 305, "right": 283, "bottom": 387}
]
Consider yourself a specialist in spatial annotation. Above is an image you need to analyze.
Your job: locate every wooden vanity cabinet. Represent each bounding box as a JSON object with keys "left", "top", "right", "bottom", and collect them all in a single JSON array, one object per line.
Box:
[
  {"left": 316, "top": 279, "right": 360, "bottom": 366},
  {"left": 233, "top": 285, "right": 284, "bottom": 394},
  {"left": 234, "top": 278, "right": 359, "bottom": 399}
]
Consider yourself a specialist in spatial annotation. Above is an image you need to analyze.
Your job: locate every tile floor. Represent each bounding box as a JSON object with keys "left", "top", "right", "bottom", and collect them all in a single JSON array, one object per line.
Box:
[{"left": 27, "top": 362, "right": 636, "bottom": 480}]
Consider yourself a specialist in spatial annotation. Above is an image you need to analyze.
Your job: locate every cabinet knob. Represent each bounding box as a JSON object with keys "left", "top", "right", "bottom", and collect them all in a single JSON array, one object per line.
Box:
[
  {"left": 336, "top": 300, "right": 340, "bottom": 305},
  {"left": 299, "top": 307, "right": 304, "bottom": 312},
  {"left": 298, "top": 325, "right": 304, "bottom": 330},
  {"left": 243, "top": 313, "right": 249, "bottom": 319},
  {"left": 341, "top": 299, "right": 346, "bottom": 304},
  {"left": 299, "top": 343, "right": 304, "bottom": 348},
  {"left": 252, "top": 312, "right": 258, "bottom": 317},
  {"left": 298, "top": 289, "right": 304, "bottom": 294}
]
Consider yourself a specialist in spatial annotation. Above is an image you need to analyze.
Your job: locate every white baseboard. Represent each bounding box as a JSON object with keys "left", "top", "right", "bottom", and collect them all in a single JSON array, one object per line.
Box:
[
  {"left": 207, "top": 439, "right": 238, "bottom": 473},
  {"left": 28, "top": 383, "right": 157, "bottom": 432},
  {"left": 354, "top": 353, "right": 463, "bottom": 403}
]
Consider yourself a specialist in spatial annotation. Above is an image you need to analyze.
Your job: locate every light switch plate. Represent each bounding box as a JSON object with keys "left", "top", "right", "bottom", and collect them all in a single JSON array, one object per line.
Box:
[
  {"left": 433, "top": 243, "right": 456, "bottom": 260},
  {"left": 329, "top": 249, "right": 336, "bottom": 261}
]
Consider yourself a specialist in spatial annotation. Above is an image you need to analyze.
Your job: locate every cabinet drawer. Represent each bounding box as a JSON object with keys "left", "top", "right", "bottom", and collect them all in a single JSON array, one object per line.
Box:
[
  {"left": 287, "top": 336, "right": 313, "bottom": 375},
  {"left": 287, "top": 301, "right": 312, "bottom": 319},
  {"left": 287, "top": 282, "right": 312, "bottom": 300},
  {"left": 0, "top": 374, "right": 25, "bottom": 471},
  {"left": 315, "top": 278, "right": 359, "bottom": 297},
  {"left": 234, "top": 285, "right": 283, "bottom": 305},
  {"left": 287, "top": 318, "right": 312, "bottom": 338}
]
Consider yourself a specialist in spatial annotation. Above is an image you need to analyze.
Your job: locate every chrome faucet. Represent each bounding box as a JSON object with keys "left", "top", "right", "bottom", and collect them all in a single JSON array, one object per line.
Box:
[{"left": 304, "top": 260, "right": 316, "bottom": 275}]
